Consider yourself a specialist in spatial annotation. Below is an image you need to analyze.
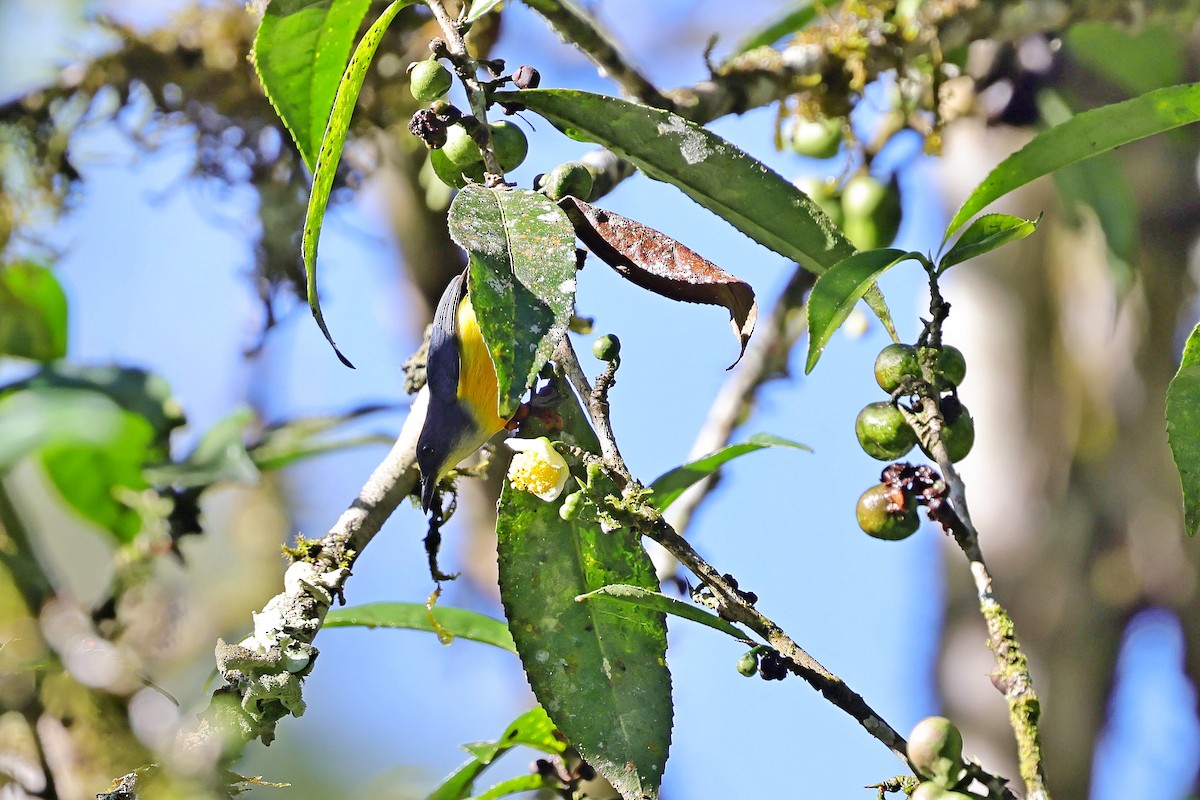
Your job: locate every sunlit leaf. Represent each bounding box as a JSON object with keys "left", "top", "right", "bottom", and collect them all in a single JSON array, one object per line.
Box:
[
  {"left": 647, "top": 433, "right": 809, "bottom": 511},
  {"left": 467, "top": 774, "right": 558, "bottom": 800},
  {"left": 946, "top": 82, "right": 1200, "bottom": 238},
  {"left": 0, "top": 262, "right": 67, "bottom": 362},
  {"left": 426, "top": 707, "right": 564, "bottom": 800},
  {"left": 938, "top": 214, "right": 1039, "bottom": 272},
  {"left": 252, "top": 0, "right": 373, "bottom": 171},
  {"left": 325, "top": 602, "right": 517, "bottom": 653},
  {"left": 577, "top": 584, "right": 749, "bottom": 641},
  {"left": 805, "top": 249, "right": 915, "bottom": 373},
  {"left": 1167, "top": 321, "right": 1200, "bottom": 536},
  {"left": 731, "top": 1, "right": 817, "bottom": 55},
  {"left": 1066, "top": 22, "right": 1186, "bottom": 98},
  {"left": 447, "top": 186, "right": 577, "bottom": 417},
  {"left": 465, "top": 0, "right": 504, "bottom": 23}
]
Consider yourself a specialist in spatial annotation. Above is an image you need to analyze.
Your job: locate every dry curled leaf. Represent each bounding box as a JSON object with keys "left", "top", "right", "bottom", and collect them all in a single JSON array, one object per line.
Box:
[{"left": 560, "top": 197, "right": 757, "bottom": 367}]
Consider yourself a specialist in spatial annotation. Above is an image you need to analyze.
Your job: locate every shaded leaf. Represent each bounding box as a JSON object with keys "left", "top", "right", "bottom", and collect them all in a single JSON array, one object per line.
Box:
[
  {"left": 732, "top": 1, "right": 817, "bottom": 55},
  {"left": 447, "top": 186, "right": 577, "bottom": 417},
  {"left": 426, "top": 707, "right": 564, "bottom": 800},
  {"left": 0, "top": 262, "right": 68, "bottom": 362},
  {"left": 577, "top": 584, "right": 749, "bottom": 641},
  {"left": 647, "top": 433, "right": 809, "bottom": 511},
  {"left": 1066, "top": 22, "right": 1186, "bottom": 98},
  {"left": 497, "top": 377, "right": 671, "bottom": 800},
  {"left": 301, "top": 0, "right": 417, "bottom": 366},
  {"left": 252, "top": 0, "right": 373, "bottom": 171},
  {"left": 1167, "top": 322, "right": 1200, "bottom": 537},
  {"left": 144, "top": 407, "right": 260, "bottom": 488},
  {"left": 561, "top": 197, "right": 756, "bottom": 366},
  {"left": 946, "top": 82, "right": 1200, "bottom": 238},
  {"left": 939, "top": 214, "right": 1039, "bottom": 271},
  {"left": 805, "top": 249, "right": 915, "bottom": 374},
  {"left": 249, "top": 404, "right": 393, "bottom": 470},
  {"left": 325, "top": 602, "right": 517, "bottom": 654}
]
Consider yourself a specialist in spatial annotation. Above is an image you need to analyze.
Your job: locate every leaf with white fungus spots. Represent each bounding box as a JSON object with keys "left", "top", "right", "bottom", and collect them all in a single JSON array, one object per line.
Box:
[{"left": 560, "top": 197, "right": 757, "bottom": 367}]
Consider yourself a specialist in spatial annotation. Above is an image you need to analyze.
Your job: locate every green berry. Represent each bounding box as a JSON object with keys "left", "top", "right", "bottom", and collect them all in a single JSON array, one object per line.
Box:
[
  {"left": 919, "top": 345, "right": 967, "bottom": 388},
  {"left": 841, "top": 174, "right": 901, "bottom": 250},
  {"left": 592, "top": 334, "right": 621, "bottom": 362},
  {"left": 441, "top": 125, "right": 484, "bottom": 171},
  {"left": 559, "top": 491, "right": 586, "bottom": 521},
  {"left": 919, "top": 400, "right": 975, "bottom": 463},
  {"left": 855, "top": 401, "right": 917, "bottom": 461},
  {"left": 908, "top": 716, "right": 965, "bottom": 788},
  {"left": 429, "top": 145, "right": 484, "bottom": 189},
  {"left": 794, "top": 176, "right": 844, "bottom": 228},
  {"left": 855, "top": 484, "right": 919, "bottom": 540},
  {"left": 409, "top": 60, "right": 453, "bottom": 102},
  {"left": 543, "top": 162, "right": 595, "bottom": 201},
  {"left": 874, "top": 343, "right": 920, "bottom": 392},
  {"left": 489, "top": 120, "right": 528, "bottom": 172},
  {"left": 789, "top": 117, "right": 843, "bottom": 159},
  {"left": 910, "top": 784, "right": 950, "bottom": 800},
  {"left": 736, "top": 651, "right": 758, "bottom": 677}
]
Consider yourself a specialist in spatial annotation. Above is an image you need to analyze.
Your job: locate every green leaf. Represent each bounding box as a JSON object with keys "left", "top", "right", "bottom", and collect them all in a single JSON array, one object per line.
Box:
[
  {"left": 468, "top": 774, "right": 558, "bottom": 800},
  {"left": 248, "top": 404, "right": 392, "bottom": 470},
  {"left": 0, "top": 262, "right": 68, "bottom": 362},
  {"left": 465, "top": 0, "right": 504, "bottom": 23},
  {"left": 426, "top": 707, "right": 564, "bottom": 800},
  {"left": 0, "top": 388, "right": 154, "bottom": 543},
  {"left": 1066, "top": 22, "right": 1186, "bottom": 98},
  {"left": 301, "top": 0, "right": 416, "bottom": 366},
  {"left": 501, "top": 88, "right": 896, "bottom": 336},
  {"left": 497, "top": 377, "right": 671, "bottom": 800},
  {"left": 647, "top": 433, "right": 809, "bottom": 511},
  {"left": 731, "top": 2, "right": 817, "bottom": 55},
  {"left": 1167, "top": 322, "right": 1200, "bottom": 537},
  {"left": 577, "top": 584, "right": 749, "bottom": 641},
  {"left": 324, "top": 602, "right": 517, "bottom": 654},
  {"left": 447, "top": 186, "right": 577, "bottom": 417},
  {"left": 946, "top": 82, "right": 1200, "bottom": 239},
  {"left": 143, "top": 407, "right": 260, "bottom": 488},
  {"left": 1, "top": 364, "right": 183, "bottom": 453},
  {"left": 938, "top": 214, "right": 1039, "bottom": 271},
  {"left": 805, "top": 249, "right": 915, "bottom": 374},
  {"left": 252, "top": 0, "right": 373, "bottom": 172}
]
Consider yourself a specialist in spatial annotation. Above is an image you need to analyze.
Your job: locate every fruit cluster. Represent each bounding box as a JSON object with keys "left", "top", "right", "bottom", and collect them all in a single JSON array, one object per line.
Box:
[{"left": 907, "top": 716, "right": 979, "bottom": 799}]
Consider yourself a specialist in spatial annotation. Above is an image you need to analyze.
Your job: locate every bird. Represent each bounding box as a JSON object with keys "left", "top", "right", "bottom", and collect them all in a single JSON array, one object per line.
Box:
[{"left": 416, "top": 269, "right": 509, "bottom": 512}]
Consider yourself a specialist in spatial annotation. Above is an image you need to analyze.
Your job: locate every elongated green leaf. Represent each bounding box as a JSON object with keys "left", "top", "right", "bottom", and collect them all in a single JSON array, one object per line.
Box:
[
  {"left": 732, "top": 2, "right": 817, "bottom": 55},
  {"left": 939, "top": 214, "right": 1039, "bottom": 271},
  {"left": 805, "top": 249, "right": 914, "bottom": 374},
  {"left": 577, "top": 584, "right": 749, "bottom": 641},
  {"left": 468, "top": 774, "right": 557, "bottom": 800},
  {"left": 647, "top": 433, "right": 809, "bottom": 511},
  {"left": 249, "top": 404, "right": 393, "bottom": 470},
  {"left": 0, "top": 262, "right": 68, "bottom": 362},
  {"left": 501, "top": 88, "right": 896, "bottom": 336},
  {"left": 144, "top": 407, "right": 259, "bottom": 488},
  {"left": 1167, "top": 322, "right": 1200, "bottom": 537},
  {"left": 447, "top": 186, "right": 577, "bottom": 417},
  {"left": 325, "top": 602, "right": 517, "bottom": 653},
  {"left": 426, "top": 707, "right": 565, "bottom": 800},
  {"left": 498, "top": 377, "right": 671, "bottom": 800},
  {"left": 946, "top": 83, "right": 1200, "bottom": 238},
  {"left": 252, "top": 0, "right": 372, "bottom": 171},
  {"left": 301, "top": 0, "right": 416, "bottom": 366},
  {"left": 465, "top": 0, "right": 504, "bottom": 23}
]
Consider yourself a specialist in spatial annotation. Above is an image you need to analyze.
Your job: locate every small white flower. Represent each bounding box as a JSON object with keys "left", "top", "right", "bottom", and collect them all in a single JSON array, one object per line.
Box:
[{"left": 506, "top": 437, "right": 571, "bottom": 501}]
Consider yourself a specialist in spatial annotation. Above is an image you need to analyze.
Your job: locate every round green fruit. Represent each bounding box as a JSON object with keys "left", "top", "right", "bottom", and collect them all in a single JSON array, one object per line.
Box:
[
  {"left": 429, "top": 145, "right": 484, "bottom": 189},
  {"left": 489, "top": 120, "right": 529, "bottom": 172},
  {"left": 790, "top": 117, "right": 843, "bottom": 159},
  {"left": 910, "top": 784, "right": 950, "bottom": 800},
  {"left": 441, "top": 125, "right": 485, "bottom": 170},
  {"left": 559, "top": 491, "right": 585, "bottom": 521},
  {"left": 855, "top": 484, "right": 919, "bottom": 540},
  {"left": 856, "top": 401, "right": 917, "bottom": 461},
  {"left": 841, "top": 174, "right": 901, "bottom": 250},
  {"left": 543, "top": 161, "right": 595, "bottom": 201},
  {"left": 409, "top": 60, "right": 453, "bottom": 102},
  {"left": 592, "top": 334, "right": 621, "bottom": 362},
  {"left": 736, "top": 651, "right": 758, "bottom": 677},
  {"left": 919, "top": 345, "right": 967, "bottom": 388},
  {"left": 920, "top": 400, "right": 975, "bottom": 463},
  {"left": 908, "top": 716, "right": 965, "bottom": 787},
  {"left": 794, "top": 176, "right": 844, "bottom": 228},
  {"left": 874, "top": 343, "right": 920, "bottom": 393}
]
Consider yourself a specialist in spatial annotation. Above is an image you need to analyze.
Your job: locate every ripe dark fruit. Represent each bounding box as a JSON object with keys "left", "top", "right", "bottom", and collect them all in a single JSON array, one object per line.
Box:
[
  {"left": 855, "top": 484, "right": 919, "bottom": 540},
  {"left": 736, "top": 651, "right": 758, "bottom": 677},
  {"left": 920, "top": 401, "right": 975, "bottom": 463},
  {"left": 841, "top": 174, "right": 901, "bottom": 251},
  {"left": 409, "top": 60, "right": 454, "bottom": 103},
  {"left": 592, "top": 334, "right": 621, "bottom": 362},
  {"left": 908, "top": 716, "right": 966, "bottom": 788},
  {"left": 920, "top": 345, "right": 967, "bottom": 388},
  {"left": 874, "top": 343, "right": 920, "bottom": 392},
  {"left": 856, "top": 401, "right": 917, "bottom": 460},
  {"left": 489, "top": 120, "right": 529, "bottom": 172},
  {"left": 790, "top": 117, "right": 843, "bottom": 159},
  {"left": 543, "top": 162, "right": 595, "bottom": 202},
  {"left": 512, "top": 65, "right": 541, "bottom": 89}
]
